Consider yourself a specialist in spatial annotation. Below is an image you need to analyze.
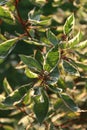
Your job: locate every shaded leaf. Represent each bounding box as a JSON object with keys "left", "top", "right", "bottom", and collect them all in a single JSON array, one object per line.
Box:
[
  {"left": 48, "top": 84, "right": 62, "bottom": 93},
  {"left": 63, "top": 60, "right": 80, "bottom": 76},
  {"left": 20, "top": 55, "right": 42, "bottom": 72},
  {"left": 44, "top": 44, "right": 60, "bottom": 72},
  {"left": 33, "top": 89, "right": 49, "bottom": 124},
  {"left": 75, "top": 62, "right": 87, "bottom": 71},
  {"left": 59, "top": 93, "right": 80, "bottom": 112},
  {"left": 35, "top": 50, "right": 44, "bottom": 65},
  {"left": 47, "top": 67, "right": 60, "bottom": 85},
  {"left": 46, "top": 30, "right": 58, "bottom": 45},
  {"left": 63, "top": 14, "right": 74, "bottom": 35},
  {"left": 2, "top": 83, "right": 32, "bottom": 106}
]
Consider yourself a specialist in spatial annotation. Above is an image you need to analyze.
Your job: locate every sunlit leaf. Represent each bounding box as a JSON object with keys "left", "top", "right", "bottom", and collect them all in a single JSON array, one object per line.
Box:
[
  {"left": 37, "top": 19, "right": 50, "bottom": 25},
  {"left": 44, "top": 44, "right": 60, "bottom": 72},
  {"left": 63, "top": 14, "right": 75, "bottom": 35},
  {"left": 25, "top": 67, "right": 38, "bottom": 78},
  {"left": 18, "top": 115, "right": 30, "bottom": 128},
  {"left": 75, "top": 40, "right": 87, "bottom": 49},
  {"left": 0, "top": 6, "right": 15, "bottom": 24},
  {"left": 0, "top": 38, "right": 18, "bottom": 58},
  {"left": 3, "top": 78, "right": 13, "bottom": 95},
  {"left": 68, "top": 31, "right": 82, "bottom": 48},
  {"left": 24, "top": 39, "right": 46, "bottom": 46}
]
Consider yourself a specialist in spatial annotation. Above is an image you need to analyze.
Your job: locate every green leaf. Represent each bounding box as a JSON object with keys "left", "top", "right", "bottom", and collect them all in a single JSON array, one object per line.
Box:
[
  {"left": 33, "top": 89, "right": 49, "bottom": 124},
  {"left": 28, "top": 8, "right": 40, "bottom": 24},
  {"left": 3, "top": 125, "right": 14, "bottom": 130},
  {"left": 47, "top": 67, "right": 60, "bottom": 85},
  {"left": 48, "top": 84, "right": 62, "bottom": 93},
  {"left": 0, "top": 34, "right": 7, "bottom": 41},
  {"left": 23, "top": 91, "right": 31, "bottom": 105},
  {"left": 44, "top": 44, "right": 60, "bottom": 72},
  {"left": 59, "top": 93, "right": 80, "bottom": 112},
  {"left": 46, "top": 30, "right": 58, "bottom": 45},
  {"left": 75, "top": 40, "right": 87, "bottom": 49},
  {"left": 75, "top": 62, "right": 87, "bottom": 71},
  {"left": 68, "top": 31, "right": 82, "bottom": 48},
  {"left": 25, "top": 67, "right": 38, "bottom": 78},
  {"left": 0, "top": 6, "right": 15, "bottom": 24},
  {"left": 3, "top": 78, "right": 13, "bottom": 95},
  {"left": 35, "top": 50, "right": 44, "bottom": 65},
  {"left": 24, "top": 39, "right": 46, "bottom": 46},
  {"left": 2, "top": 83, "right": 32, "bottom": 106},
  {"left": 63, "top": 60, "right": 80, "bottom": 76},
  {"left": 20, "top": 55, "right": 42, "bottom": 72},
  {"left": 0, "top": 38, "right": 18, "bottom": 58},
  {"left": 63, "top": 14, "right": 75, "bottom": 35},
  {"left": 37, "top": 19, "right": 50, "bottom": 26},
  {"left": 57, "top": 78, "right": 67, "bottom": 89}
]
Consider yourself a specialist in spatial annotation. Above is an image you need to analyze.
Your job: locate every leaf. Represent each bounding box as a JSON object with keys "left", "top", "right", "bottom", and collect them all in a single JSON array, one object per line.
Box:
[
  {"left": 3, "top": 78, "right": 13, "bottom": 95},
  {"left": 33, "top": 89, "right": 49, "bottom": 124},
  {"left": 24, "top": 39, "right": 46, "bottom": 46},
  {"left": 68, "top": 31, "right": 82, "bottom": 48},
  {"left": 63, "top": 60, "right": 80, "bottom": 76},
  {"left": 0, "top": 38, "right": 18, "bottom": 58},
  {"left": 48, "top": 85, "right": 62, "bottom": 93},
  {"left": 47, "top": 67, "right": 60, "bottom": 85},
  {"left": 57, "top": 78, "right": 67, "bottom": 89},
  {"left": 2, "top": 83, "right": 32, "bottom": 106},
  {"left": 0, "top": 34, "right": 7, "bottom": 41},
  {"left": 35, "top": 50, "right": 44, "bottom": 65},
  {"left": 75, "top": 40, "right": 87, "bottom": 49},
  {"left": 0, "top": 0, "right": 8, "bottom": 5},
  {"left": 37, "top": 19, "right": 50, "bottom": 26},
  {"left": 59, "top": 93, "right": 80, "bottom": 112},
  {"left": 25, "top": 67, "right": 38, "bottom": 78},
  {"left": 75, "top": 62, "right": 87, "bottom": 71},
  {"left": 28, "top": 8, "right": 40, "bottom": 23},
  {"left": 20, "top": 55, "right": 42, "bottom": 72},
  {"left": 44, "top": 44, "right": 60, "bottom": 72},
  {"left": 0, "top": 6, "right": 15, "bottom": 24},
  {"left": 63, "top": 14, "right": 75, "bottom": 35},
  {"left": 46, "top": 30, "right": 58, "bottom": 45}
]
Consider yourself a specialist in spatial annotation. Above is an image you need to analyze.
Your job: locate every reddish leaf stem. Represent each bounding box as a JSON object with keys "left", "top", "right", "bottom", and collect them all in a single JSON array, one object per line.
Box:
[{"left": 14, "top": 0, "right": 32, "bottom": 38}]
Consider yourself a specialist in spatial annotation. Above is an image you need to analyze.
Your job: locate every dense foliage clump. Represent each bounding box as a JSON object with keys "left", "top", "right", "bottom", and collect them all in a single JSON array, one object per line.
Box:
[{"left": 0, "top": 0, "right": 87, "bottom": 129}]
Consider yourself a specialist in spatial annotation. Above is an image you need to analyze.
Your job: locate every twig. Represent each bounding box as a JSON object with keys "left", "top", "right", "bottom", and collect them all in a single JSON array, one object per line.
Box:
[{"left": 14, "top": 0, "right": 32, "bottom": 38}]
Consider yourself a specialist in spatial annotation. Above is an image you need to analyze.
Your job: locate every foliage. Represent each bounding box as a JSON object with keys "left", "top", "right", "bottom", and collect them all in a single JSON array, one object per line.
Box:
[{"left": 0, "top": 0, "right": 87, "bottom": 130}]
